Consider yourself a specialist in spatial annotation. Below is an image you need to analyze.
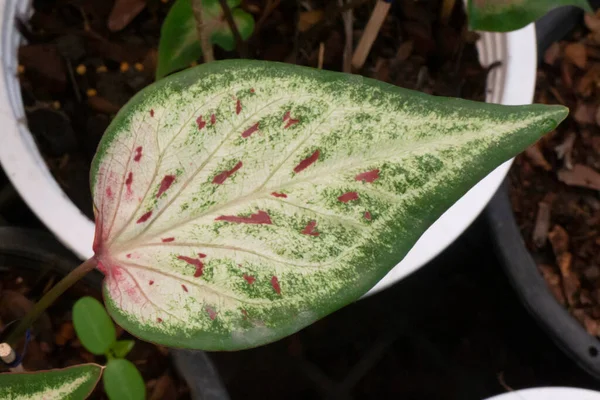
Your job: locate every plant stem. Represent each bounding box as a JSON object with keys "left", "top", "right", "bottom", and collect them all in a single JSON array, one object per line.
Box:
[
  {"left": 218, "top": 0, "right": 247, "bottom": 58},
  {"left": 5, "top": 257, "right": 98, "bottom": 346},
  {"left": 191, "top": 0, "right": 215, "bottom": 63}
]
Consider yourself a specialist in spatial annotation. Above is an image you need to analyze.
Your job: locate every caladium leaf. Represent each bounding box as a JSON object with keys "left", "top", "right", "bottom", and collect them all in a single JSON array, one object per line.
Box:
[
  {"left": 156, "top": 0, "right": 255, "bottom": 79},
  {"left": 91, "top": 60, "right": 567, "bottom": 350},
  {"left": 467, "top": 0, "right": 592, "bottom": 32},
  {"left": 0, "top": 363, "right": 102, "bottom": 400}
]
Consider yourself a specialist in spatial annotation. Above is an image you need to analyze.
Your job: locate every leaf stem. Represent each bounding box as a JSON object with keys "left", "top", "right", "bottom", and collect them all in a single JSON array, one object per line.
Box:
[
  {"left": 5, "top": 257, "right": 98, "bottom": 347},
  {"left": 217, "top": 0, "right": 247, "bottom": 58},
  {"left": 191, "top": 0, "right": 215, "bottom": 63}
]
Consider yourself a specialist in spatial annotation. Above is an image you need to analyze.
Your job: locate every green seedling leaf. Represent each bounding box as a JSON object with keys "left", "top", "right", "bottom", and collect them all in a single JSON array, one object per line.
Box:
[
  {"left": 73, "top": 296, "right": 116, "bottom": 355},
  {"left": 467, "top": 0, "right": 592, "bottom": 32},
  {"left": 90, "top": 60, "right": 567, "bottom": 351},
  {"left": 109, "top": 340, "right": 135, "bottom": 358},
  {"left": 156, "top": 0, "right": 254, "bottom": 79},
  {"left": 0, "top": 363, "right": 102, "bottom": 400},
  {"left": 103, "top": 359, "right": 145, "bottom": 400}
]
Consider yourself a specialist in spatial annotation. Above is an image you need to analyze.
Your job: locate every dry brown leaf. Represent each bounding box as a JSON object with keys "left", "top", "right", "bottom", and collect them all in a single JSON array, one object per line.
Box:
[
  {"left": 585, "top": 13, "right": 600, "bottom": 33},
  {"left": 549, "top": 225, "right": 570, "bottom": 256},
  {"left": 554, "top": 132, "right": 576, "bottom": 169},
  {"left": 576, "top": 63, "right": 600, "bottom": 98},
  {"left": 524, "top": 143, "right": 552, "bottom": 171},
  {"left": 574, "top": 102, "right": 597, "bottom": 125},
  {"left": 533, "top": 197, "right": 553, "bottom": 248},
  {"left": 565, "top": 42, "right": 588, "bottom": 69},
  {"left": 558, "top": 164, "right": 600, "bottom": 190},
  {"left": 544, "top": 42, "right": 561, "bottom": 65},
  {"left": 298, "top": 10, "right": 324, "bottom": 32},
  {"left": 54, "top": 322, "right": 75, "bottom": 346},
  {"left": 538, "top": 264, "right": 566, "bottom": 305},
  {"left": 108, "top": 0, "right": 147, "bottom": 32}
]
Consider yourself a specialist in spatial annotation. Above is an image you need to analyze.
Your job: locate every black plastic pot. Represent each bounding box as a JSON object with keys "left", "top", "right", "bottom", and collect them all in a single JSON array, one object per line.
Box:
[
  {"left": 487, "top": 182, "right": 600, "bottom": 380},
  {"left": 0, "top": 226, "right": 229, "bottom": 399}
]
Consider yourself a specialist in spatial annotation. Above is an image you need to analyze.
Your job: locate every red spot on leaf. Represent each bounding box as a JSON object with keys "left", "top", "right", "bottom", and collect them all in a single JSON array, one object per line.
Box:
[
  {"left": 178, "top": 255, "right": 204, "bottom": 277},
  {"left": 150, "top": 109, "right": 154, "bottom": 117},
  {"left": 243, "top": 274, "right": 256, "bottom": 284},
  {"left": 355, "top": 169, "right": 380, "bottom": 183},
  {"left": 149, "top": 280, "right": 154, "bottom": 285},
  {"left": 283, "top": 111, "right": 291, "bottom": 121},
  {"left": 196, "top": 115, "right": 206, "bottom": 130},
  {"left": 338, "top": 192, "right": 359, "bottom": 203},
  {"left": 241, "top": 309, "right": 249, "bottom": 318},
  {"left": 283, "top": 110, "right": 299, "bottom": 128},
  {"left": 236, "top": 99, "right": 242, "bottom": 114},
  {"left": 271, "top": 192, "right": 287, "bottom": 198},
  {"left": 161, "top": 237, "right": 175, "bottom": 243},
  {"left": 106, "top": 187, "right": 113, "bottom": 198},
  {"left": 364, "top": 211, "right": 372, "bottom": 220},
  {"left": 301, "top": 220, "right": 320, "bottom": 236},
  {"left": 198, "top": 253, "right": 207, "bottom": 258},
  {"left": 212, "top": 161, "right": 243, "bottom": 184},
  {"left": 136, "top": 211, "right": 153, "bottom": 223},
  {"left": 205, "top": 306, "right": 217, "bottom": 320},
  {"left": 211, "top": 114, "right": 216, "bottom": 125},
  {"left": 216, "top": 210, "right": 272, "bottom": 225},
  {"left": 157, "top": 317, "right": 163, "bottom": 323},
  {"left": 156, "top": 175, "right": 176, "bottom": 198},
  {"left": 241, "top": 122, "right": 260, "bottom": 138},
  {"left": 182, "top": 284, "right": 188, "bottom": 292},
  {"left": 134, "top": 146, "right": 143, "bottom": 162},
  {"left": 294, "top": 150, "right": 320, "bottom": 173},
  {"left": 125, "top": 172, "right": 133, "bottom": 195},
  {"left": 250, "top": 88, "right": 255, "bottom": 93},
  {"left": 271, "top": 276, "right": 281, "bottom": 294},
  {"left": 126, "top": 254, "right": 131, "bottom": 258}
]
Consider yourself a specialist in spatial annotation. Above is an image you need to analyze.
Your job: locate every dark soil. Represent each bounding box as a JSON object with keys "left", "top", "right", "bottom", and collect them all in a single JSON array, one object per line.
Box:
[
  {"left": 17, "top": 0, "right": 486, "bottom": 220},
  {"left": 0, "top": 264, "right": 190, "bottom": 399},
  {"left": 509, "top": 12, "right": 600, "bottom": 340}
]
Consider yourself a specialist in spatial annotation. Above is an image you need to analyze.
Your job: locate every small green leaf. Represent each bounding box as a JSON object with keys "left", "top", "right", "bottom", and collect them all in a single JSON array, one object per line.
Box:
[
  {"left": 156, "top": 0, "right": 254, "bottom": 79},
  {"left": 467, "top": 0, "right": 592, "bottom": 32},
  {"left": 90, "top": 60, "right": 567, "bottom": 351},
  {"left": 103, "top": 359, "right": 145, "bottom": 400},
  {"left": 0, "top": 363, "right": 102, "bottom": 400},
  {"left": 73, "top": 296, "right": 116, "bottom": 355},
  {"left": 110, "top": 340, "right": 135, "bottom": 358}
]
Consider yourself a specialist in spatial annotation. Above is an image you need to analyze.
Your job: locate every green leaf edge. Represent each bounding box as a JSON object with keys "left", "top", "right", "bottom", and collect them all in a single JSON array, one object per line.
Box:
[
  {"left": 467, "top": 0, "right": 592, "bottom": 32},
  {"left": 73, "top": 296, "right": 117, "bottom": 356},
  {"left": 91, "top": 59, "right": 568, "bottom": 350},
  {"left": 103, "top": 359, "right": 146, "bottom": 400},
  {"left": 0, "top": 363, "right": 103, "bottom": 400}
]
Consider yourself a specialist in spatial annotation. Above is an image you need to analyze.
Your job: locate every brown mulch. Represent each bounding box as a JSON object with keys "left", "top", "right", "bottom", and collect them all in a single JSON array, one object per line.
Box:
[{"left": 510, "top": 9, "right": 600, "bottom": 339}]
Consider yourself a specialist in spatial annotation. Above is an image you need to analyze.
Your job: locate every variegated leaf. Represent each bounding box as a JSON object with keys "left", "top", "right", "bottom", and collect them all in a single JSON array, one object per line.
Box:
[
  {"left": 0, "top": 364, "right": 103, "bottom": 400},
  {"left": 91, "top": 60, "right": 567, "bottom": 350},
  {"left": 467, "top": 0, "right": 592, "bottom": 32}
]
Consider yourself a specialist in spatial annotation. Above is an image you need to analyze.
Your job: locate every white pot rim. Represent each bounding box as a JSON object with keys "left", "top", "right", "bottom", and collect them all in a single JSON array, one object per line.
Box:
[
  {"left": 484, "top": 387, "right": 600, "bottom": 400},
  {"left": 0, "top": 0, "right": 536, "bottom": 297}
]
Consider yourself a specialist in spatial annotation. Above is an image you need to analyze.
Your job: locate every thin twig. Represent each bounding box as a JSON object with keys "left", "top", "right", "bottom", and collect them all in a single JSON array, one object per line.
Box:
[
  {"left": 352, "top": 0, "right": 392, "bottom": 70},
  {"left": 5, "top": 258, "right": 98, "bottom": 346},
  {"left": 338, "top": 0, "right": 353, "bottom": 73},
  {"left": 218, "top": 0, "right": 247, "bottom": 58},
  {"left": 191, "top": 0, "right": 214, "bottom": 63},
  {"left": 318, "top": 42, "right": 325, "bottom": 69}
]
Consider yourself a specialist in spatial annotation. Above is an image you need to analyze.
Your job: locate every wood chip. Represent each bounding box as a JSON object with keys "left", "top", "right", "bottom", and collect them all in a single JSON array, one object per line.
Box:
[
  {"left": 108, "top": 0, "right": 147, "bottom": 32},
  {"left": 585, "top": 13, "right": 600, "bottom": 33},
  {"left": 554, "top": 132, "right": 576, "bottom": 169},
  {"left": 544, "top": 42, "right": 561, "bottom": 65},
  {"left": 549, "top": 225, "right": 580, "bottom": 305},
  {"left": 574, "top": 102, "right": 597, "bottom": 125},
  {"left": 524, "top": 143, "right": 551, "bottom": 171},
  {"left": 538, "top": 264, "right": 566, "bottom": 305},
  {"left": 558, "top": 164, "right": 600, "bottom": 190},
  {"left": 565, "top": 42, "right": 588, "bottom": 69},
  {"left": 532, "top": 195, "right": 554, "bottom": 247}
]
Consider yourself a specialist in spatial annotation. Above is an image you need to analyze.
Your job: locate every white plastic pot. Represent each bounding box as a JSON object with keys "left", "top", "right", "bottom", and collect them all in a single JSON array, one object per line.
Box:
[
  {"left": 0, "top": 0, "right": 536, "bottom": 296},
  {"left": 484, "top": 387, "right": 600, "bottom": 400}
]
